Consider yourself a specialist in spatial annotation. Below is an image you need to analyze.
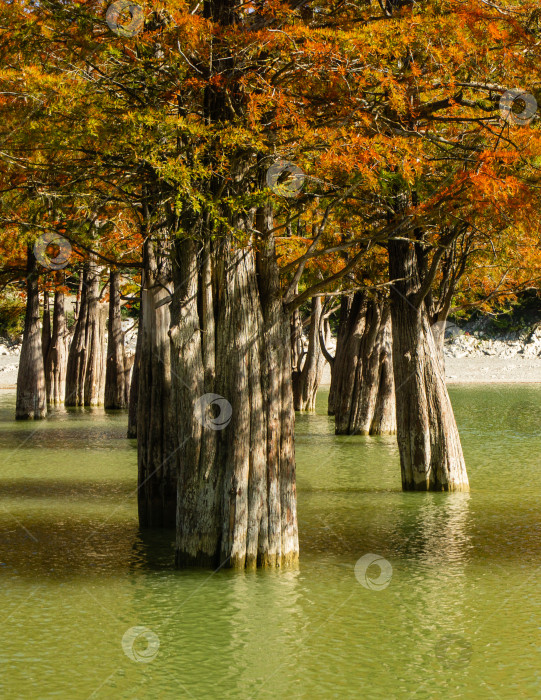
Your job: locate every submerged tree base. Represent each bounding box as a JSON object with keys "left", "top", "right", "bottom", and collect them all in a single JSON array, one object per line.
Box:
[
  {"left": 402, "top": 477, "right": 470, "bottom": 492},
  {"left": 175, "top": 549, "right": 299, "bottom": 571}
]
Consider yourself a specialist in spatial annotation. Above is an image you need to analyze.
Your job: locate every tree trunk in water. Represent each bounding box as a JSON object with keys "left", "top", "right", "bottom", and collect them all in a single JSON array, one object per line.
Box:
[
  {"left": 42, "top": 292, "right": 51, "bottom": 364},
  {"left": 104, "top": 270, "right": 127, "bottom": 409},
  {"left": 65, "top": 260, "right": 107, "bottom": 406},
  {"left": 293, "top": 296, "right": 326, "bottom": 411},
  {"left": 170, "top": 227, "right": 299, "bottom": 570},
  {"left": 388, "top": 238, "right": 469, "bottom": 491},
  {"left": 16, "top": 249, "right": 47, "bottom": 420},
  {"left": 332, "top": 294, "right": 396, "bottom": 435},
  {"left": 136, "top": 239, "right": 176, "bottom": 527},
  {"left": 45, "top": 283, "right": 68, "bottom": 405}
]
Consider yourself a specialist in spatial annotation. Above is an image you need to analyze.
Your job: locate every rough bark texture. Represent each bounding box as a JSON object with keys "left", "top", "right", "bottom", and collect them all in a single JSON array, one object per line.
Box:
[
  {"left": 292, "top": 296, "right": 327, "bottom": 411},
  {"left": 44, "top": 284, "right": 68, "bottom": 405},
  {"left": 429, "top": 316, "right": 447, "bottom": 373},
  {"left": 136, "top": 238, "right": 176, "bottom": 528},
  {"left": 171, "top": 224, "right": 299, "bottom": 570},
  {"left": 65, "top": 260, "right": 107, "bottom": 406},
  {"left": 104, "top": 270, "right": 127, "bottom": 409},
  {"left": 16, "top": 249, "right": 47, "bottom": 420},
  {"left": 388, "top": 238, "right": 469, "bottom": 491},
  {"left": 331, "top": 293, "right": 396, "bottom": 435}
]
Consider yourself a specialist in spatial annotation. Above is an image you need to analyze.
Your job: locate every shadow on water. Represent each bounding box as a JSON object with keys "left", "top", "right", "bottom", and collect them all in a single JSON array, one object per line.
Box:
[
  {"left": 0, "top": 479, "right": 134, "bottom": 500},
  {"left": 0, "top": 516, "right": 178, "bottom": 579},
  {"left": 129, "top": 527, "right": 176, "bottom": 572}
]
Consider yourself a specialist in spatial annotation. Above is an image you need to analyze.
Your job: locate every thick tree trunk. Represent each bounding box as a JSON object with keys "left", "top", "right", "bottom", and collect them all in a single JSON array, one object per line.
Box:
[
  {"left": 45, "top": 283, "right": 68, "bottom": 405},
  {"left": 65, "top": 260, "right": 107, "bottom": 406},
  {"left": 136, "top": 239, "right": 176, "bottom": 527},
  {"left": 292, "top": 296, "right": 326, "bottom": 411},
  {"left": 332, "top": 294, "right": 396, "bottom": 435},
  {"left": 171, "top": 226, "right": 299, "bottom": 570},
  {"left": 16, "top": 250, "right": 47, "bottom": 419},
  {"left": 41, "top": 291, "right": 51, "bottom": 364},
  {"left": 104, "top": 270, "right": 127, "bottom": 409},
  {"left": 388, "top": 238, "right": 469, "bottom": 491}
]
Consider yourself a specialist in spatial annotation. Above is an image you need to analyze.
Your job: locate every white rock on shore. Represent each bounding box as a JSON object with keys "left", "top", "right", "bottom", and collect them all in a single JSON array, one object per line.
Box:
[
  {"left": 445, "top": 326, "right": 541, "bottom": 360},
  {"left": 441, "top": 326, "right": 541, "bottom": 383}
]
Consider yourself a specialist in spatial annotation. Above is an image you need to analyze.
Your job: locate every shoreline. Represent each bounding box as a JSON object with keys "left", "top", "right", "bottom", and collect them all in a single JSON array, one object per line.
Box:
[
  {"left": 1, "top": 354, "right": 540, "bottom": 393},
  {"left": 444, "top": 356, "right": 541, "bottom": 384},
  {"left": 319, "top": 354, "right": 541, "bottom": 386}
]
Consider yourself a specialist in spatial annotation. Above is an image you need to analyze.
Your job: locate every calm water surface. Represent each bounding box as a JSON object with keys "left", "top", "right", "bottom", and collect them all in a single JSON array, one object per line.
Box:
[{"left": 0, "top": 386, "right": 540, "bottom": 699}]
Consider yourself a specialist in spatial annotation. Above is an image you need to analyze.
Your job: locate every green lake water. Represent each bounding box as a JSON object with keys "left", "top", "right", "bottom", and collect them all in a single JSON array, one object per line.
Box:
[{"left": 1, "top": 385, "right": 540, "bottom": 699}]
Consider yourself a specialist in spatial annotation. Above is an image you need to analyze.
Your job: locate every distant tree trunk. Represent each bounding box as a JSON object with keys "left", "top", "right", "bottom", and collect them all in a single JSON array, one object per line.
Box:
[
  {"left": 332, "top": 293, "right": 396, "bottom": 435},
  {"left": 104, "top": 269, "right": 127, "bottom": 409},
  {"left": 371, "top": 313, "right": 396, "bottom": 435},
  {"left": 41, "top": 291, "right": 51, "bottom": 364},
  {"left": 136, "top": 238, "right": 176, "bottom": 527},
  {"left": 292, "top": 296, "right": 326, "bottom": 411},
  {"left": 16, "top": 248, "right": 47, "bottom": 420},
  {"left": 124, "top": 352, "right": 135, "bottom": 405},
  {"left": 65, "top": 267, "right": 88, "bottom": 406},
  {"left": 388, "top": 238, "right": 469, "bottom": 491},
  {"left": 328, "top": 295, "right": 352, "bottom": 416},
  {"left": 65, "top": 259, "right": 107, "bottom": 406},
  {"left": 45, "top": 281, "right": 68, "bottom": 405},
  {"left": 83, "top": 275, "right": 107, "bottom": 407},
  {"left": 290, "top": 301, "right": 304, "bottom": 403},
  {"left": 127, "top": 319, "right": 141, "bottom": 439},
  {"left": 171, "top": 216, "right": 299, "bottom": 570}
]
